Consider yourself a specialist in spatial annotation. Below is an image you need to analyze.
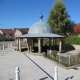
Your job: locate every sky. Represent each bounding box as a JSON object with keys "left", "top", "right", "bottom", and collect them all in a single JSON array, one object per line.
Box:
[{"left": 0, "top": 0, "right": 80, "bottom": 29}]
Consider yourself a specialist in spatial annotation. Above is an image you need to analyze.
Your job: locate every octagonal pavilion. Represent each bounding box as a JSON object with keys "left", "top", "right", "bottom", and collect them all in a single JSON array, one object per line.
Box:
[{"left": 16, "top": 12, "right": 65, "bottom": 53}]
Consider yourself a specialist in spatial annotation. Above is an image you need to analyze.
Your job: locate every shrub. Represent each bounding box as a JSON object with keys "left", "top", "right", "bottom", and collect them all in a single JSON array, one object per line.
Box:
[
  {"left": 51, "top": 50, "right": 58, "bottom": 57},
  {"left": 65, "top": 35, "right": 80, "bottom": 44}
]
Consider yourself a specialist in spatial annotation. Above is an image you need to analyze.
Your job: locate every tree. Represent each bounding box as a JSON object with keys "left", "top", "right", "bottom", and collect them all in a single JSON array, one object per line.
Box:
[
  {"left": 74, "top": 23, "right": 80, "bottom": 33},
  {"left": 47, "top": 0, "right": 70, "bottom": 34},
  {"left": 64, "top": 20, "right": 76, "bottom": 36}
]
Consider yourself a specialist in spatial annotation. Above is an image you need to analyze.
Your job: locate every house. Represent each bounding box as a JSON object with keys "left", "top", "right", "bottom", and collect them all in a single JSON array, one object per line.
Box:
[
  {"left": 14, "top": 29, "right": 29, "bottom": 37},
  {"left": 0, "top": 29, "right": 16, "bottom": 38},
  {"left": 14, "top": 29, "right": 29, "bottom": 42},
  {"left": 0, "top": 28, "right": 29, "bottom": 41}
]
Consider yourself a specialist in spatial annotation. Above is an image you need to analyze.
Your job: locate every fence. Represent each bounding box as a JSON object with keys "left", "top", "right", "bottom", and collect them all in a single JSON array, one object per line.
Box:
[
  {"left": 0, "top": 42, "right": 12, "bottom": 51},
  {"left": 47, "top": 49, "right": 80, "bottom": 66}
]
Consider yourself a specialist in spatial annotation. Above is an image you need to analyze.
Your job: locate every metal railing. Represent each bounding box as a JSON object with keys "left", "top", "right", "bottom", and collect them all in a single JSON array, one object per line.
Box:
[{"left": 47, "top": 49, "right": 80, "bottom": 66}]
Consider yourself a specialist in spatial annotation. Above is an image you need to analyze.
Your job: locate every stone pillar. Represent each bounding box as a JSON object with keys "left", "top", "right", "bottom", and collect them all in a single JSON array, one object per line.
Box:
[
  {"left": 3, "top": 44, "right": 4, "bottom": 50},
  {"left": 27, "top": 39, "right": 30, "bottom": 53},
  {"left": 26, "top": 39, "right": 28, "bottom": 48},
  {"left": 32, "top": 39, "right": 34, "bottom": 47},
  {"left": 32, "top": 39, "right": 34, "bottom": 51},
  {"left": 52, "top": 38, "right": 54, "bottom": 50},
  {"left": 62, "top": 39, "right": 65, "bottom": 50},
  {"left": 49, "top": 38, "right": 51, "bottom": 50},
  {"left": 59, "top": 39, "right": 62, "bottom": 52},
  {"left": 38, "top": 38, "right": 42, "bottom": 53},
  {"left": 41, "top": 38, "right": 43, "bottom": 52},
  {"left": 30, "top": 39, "right": 32, "bottom": 53},
  {"left": 54, "top": 39, "right": 56, "bottom": 49},
  {"left": 19, "top": 39, "right": 22, "bottom": 52},
  {"left": 16, "top": 39, "right": 19, "bottom": 51},
  {"left": 30, "top": 46, "right": 32, "bottom": 53}
]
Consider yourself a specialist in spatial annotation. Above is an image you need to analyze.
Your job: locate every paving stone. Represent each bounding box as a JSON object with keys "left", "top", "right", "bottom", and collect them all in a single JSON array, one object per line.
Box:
[{"left": 0, "top": 46, "right": 80, "bottom": 80}]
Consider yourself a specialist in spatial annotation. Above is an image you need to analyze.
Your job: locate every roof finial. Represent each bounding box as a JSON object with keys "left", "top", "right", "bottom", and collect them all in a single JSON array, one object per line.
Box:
[{"left": 39, "top": 11, "right": 43, "bottom": 21}]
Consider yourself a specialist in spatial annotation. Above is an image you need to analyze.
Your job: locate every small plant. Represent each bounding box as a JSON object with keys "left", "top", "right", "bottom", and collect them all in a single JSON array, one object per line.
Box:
[
  {"left": 45, "top": 43, "right": 47, "bottom": 46},
  {"left": 51, "top": 50, "right": 58, "bottom": 57}
]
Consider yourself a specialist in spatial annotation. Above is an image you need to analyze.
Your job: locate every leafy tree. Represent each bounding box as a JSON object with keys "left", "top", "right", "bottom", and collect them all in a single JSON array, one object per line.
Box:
[
  {"left": 74, "top": 23, "right": 80, "bottom": 33},
  {"left": 64, "top": 20, "right": 76, "bottom": 36},
  {"left": 47, "top": 0, "right": 70, "bottom": 34}
]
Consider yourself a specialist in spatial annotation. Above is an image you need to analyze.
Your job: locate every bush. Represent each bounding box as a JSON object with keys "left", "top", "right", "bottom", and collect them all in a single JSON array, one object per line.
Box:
[
  {"left": 51, "top": 50, "right": 58, "bottom": 57},
  {"left": 65, "top": 35, "right": 80, "bottom": 44}
]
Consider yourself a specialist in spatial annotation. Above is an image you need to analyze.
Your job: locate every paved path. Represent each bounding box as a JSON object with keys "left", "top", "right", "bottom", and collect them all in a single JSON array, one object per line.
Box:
[{"left": 0, "top": 46, "right": 80, "bottom": 80}]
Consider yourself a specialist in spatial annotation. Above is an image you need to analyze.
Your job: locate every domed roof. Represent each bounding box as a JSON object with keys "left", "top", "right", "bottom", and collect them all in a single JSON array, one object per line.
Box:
[
  {"left": 28, "top": 12, "right": 54, "bottom": 34},
  {"left": 28, "top": 21, "right": 54, "bottom": 34}
]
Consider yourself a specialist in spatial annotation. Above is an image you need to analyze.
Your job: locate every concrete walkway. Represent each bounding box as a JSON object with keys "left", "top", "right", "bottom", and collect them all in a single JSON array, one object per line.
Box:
[{"left": 0, "top": 46, "right": 80, "bottom": 80}]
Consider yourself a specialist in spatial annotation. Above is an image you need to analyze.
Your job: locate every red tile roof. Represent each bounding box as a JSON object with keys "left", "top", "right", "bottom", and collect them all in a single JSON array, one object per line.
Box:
[
  {"left": 1, "top": 29, "right": 16, "bottom": 34},
  {"left": 0, "top": 28, "right": 29, "bottom": 34},
  {"left": 19, "top": 29, "right": 29, "bottom": 34}
]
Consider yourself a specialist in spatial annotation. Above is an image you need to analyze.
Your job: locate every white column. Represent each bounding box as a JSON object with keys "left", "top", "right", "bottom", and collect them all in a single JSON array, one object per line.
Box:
[
  {"left": 54, "top": 67, "right": 58, "bottom": 80},
  {"left": 41, "top": 38, "right": 43, "bottom": 52},
  {"left": 59, "top": 39, "right": 62, "bottom": 52},
  {"left": 3, "top": 44, "right": 4, "bottom": 50},
  {"left": 10, "top": 42, "right": 12, "bottom": 47},
  {"left": 16, "top": 39, "right": 19, "bottom": 51},
  {"left": 15, "top": 67, "right": 20, "bottom": 80},
  {"left": 30, "top": 39, "right": 32, "bottom": 53},
  {"left": 49, "top": 38, "right": 51, "bottom": 50},
  {"left": 54, "top": 39, "right": 56, "bottom": 49},
  {"left": 52, "top": 38, "right": 54, "bottom": 50},
  {"left": 8, "top": 43, "right": 9, "bottom": 48},
  {"left": 38, "top": 38, "right": 41, "bottom": 53},
  {"left": 32, "top": 39, "right": 34, "bottom": 51},
  {"left": 30, "top": 46, "right": 32, "bottom": 53},
  {"left": 27, "top": 39, "right": 30, "bottom": 53},
  {"left": 19, "top": 39, "right": 22, "bottom": 52},
  {"left": 26, "top": 39, "right": 28, "bottom": 48},
  {"left": 62, "top": 39, "right": 65, "bottom": 50},
  {"left": 11, "top": 42, "right": 12, "bottom": 46},
  {"left": 32, "top": 39, "right": 34, "bottom": 48}
]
